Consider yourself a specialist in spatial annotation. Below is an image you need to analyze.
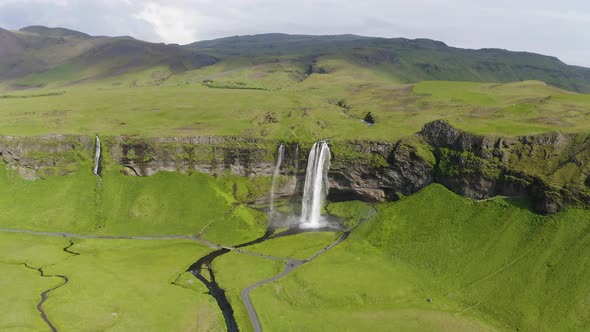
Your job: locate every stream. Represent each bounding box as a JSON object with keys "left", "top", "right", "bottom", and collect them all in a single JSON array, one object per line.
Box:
[
  {"left": 22, "top": 240, "right": 80, "bottom": 332},
  {"left": 185, "top": 221, "right": 351, "bottom": 332},
  {"left": 185, "top": 229, "right": 274, "bottom": 332}
]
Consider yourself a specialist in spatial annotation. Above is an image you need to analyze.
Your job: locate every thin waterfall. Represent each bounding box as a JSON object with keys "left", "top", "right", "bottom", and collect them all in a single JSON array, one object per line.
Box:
[
  {"left": 93, "top": 135, "right": 101, "bottom": 176},
  {"left": 269, "top": 144, "right": 285, "bottom": 214},
  {"left": 300, "top": 141, "right": 331, "bottom": 227},
  {"left": 294, "top": 144, "right": 300, "bottom": 178}
]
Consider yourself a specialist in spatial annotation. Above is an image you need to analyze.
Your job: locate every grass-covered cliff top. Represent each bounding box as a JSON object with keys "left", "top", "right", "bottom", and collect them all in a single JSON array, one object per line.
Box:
[{"left": 1, "top": 56, "right": 590, "bottom": 141}]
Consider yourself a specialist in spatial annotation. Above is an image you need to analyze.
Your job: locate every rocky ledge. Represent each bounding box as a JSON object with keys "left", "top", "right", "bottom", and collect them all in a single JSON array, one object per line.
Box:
[{"left": 0, "top": 120, "right": 588, "bottom": 214}]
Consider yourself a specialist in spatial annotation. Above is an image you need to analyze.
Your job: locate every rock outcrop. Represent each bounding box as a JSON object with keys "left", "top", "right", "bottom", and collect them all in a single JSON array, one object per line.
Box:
[
  {"left": 421, "top": 120, "right": 590, "bottom": 213},
  {"left": 328, "top": 139, "right": 434, "bottom": 202}
]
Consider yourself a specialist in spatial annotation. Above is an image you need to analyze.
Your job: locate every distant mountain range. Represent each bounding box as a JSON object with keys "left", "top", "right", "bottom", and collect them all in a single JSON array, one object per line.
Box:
[
  {"left": 2, "top": 26, "right": 590, "bottom": 93},
  {"left": 0, "top": 25, "right": 217, "bottom": 86}
]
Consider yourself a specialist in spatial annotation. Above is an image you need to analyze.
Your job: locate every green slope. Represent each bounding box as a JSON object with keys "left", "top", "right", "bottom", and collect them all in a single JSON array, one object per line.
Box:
[{"left": 250, "top": 184, "right": 590, "bottom": 331}]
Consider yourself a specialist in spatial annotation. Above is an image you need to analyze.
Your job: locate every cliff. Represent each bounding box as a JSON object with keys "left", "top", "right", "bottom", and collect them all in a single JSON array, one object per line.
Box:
[{"left": 0, "top": 121, "right": 588, "bottom": 214}]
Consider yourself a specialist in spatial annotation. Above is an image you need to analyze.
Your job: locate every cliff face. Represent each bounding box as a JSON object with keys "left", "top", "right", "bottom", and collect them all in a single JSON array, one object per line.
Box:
[
  {"left": 107, "top": 136, "right": 277, "bottom": 177},
  {"left": 421, "top": 120, "right": 590, "bottom": 213},
  {"left": 0, "top": 121, "right": 588, "bottom": 214},
  {"left": 328, "top": 139, "right": 434, "bottom": 202},
  {"left": 0, "top": 135, "right": 94, "bottom": 180}
]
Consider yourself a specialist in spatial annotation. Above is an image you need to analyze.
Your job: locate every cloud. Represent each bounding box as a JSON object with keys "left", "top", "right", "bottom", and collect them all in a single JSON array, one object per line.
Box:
[
  {"left": 134, "top": 2, "right": 222, "bottom": 44},
  {"left": 0, "top": 0, "right": 589, "bottom": 66},
  {"left": 0, "top": 0, "right": 159, "bottom": 40}
]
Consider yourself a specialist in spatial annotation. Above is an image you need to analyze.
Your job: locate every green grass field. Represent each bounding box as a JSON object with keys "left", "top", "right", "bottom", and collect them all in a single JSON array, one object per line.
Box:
[
  {"left": 0, "top": 158, "right": 268, "bottom": 237},
  {"left": 0, "top": 232, "right": 224, "bottom": 331},
  {"left": 1, "top": 58, "right": 590, "bottom": 141},
  {"left": 248, "top": 185, "right": 590, "bottom": 331}
]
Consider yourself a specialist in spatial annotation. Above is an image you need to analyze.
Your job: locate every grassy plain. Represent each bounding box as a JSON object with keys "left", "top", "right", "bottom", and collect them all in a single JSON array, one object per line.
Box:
[
  {"left": 1, "top": 58, "right": 590, "bottom": 141},
  {"left": 0, "top": 232, "right": 224, "bottom": 331}
]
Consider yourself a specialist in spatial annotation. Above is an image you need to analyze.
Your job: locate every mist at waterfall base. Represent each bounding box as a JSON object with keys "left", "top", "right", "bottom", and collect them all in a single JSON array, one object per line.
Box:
[{"left": 268, "top": 141, "right": 341, "bottom": 231}]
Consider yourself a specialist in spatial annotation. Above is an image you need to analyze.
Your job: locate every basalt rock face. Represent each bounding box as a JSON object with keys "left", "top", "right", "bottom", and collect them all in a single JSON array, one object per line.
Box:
[
  {"left": 328, "top": 139, "right": 434, "bottom": 202},
  {"left": 108, "top": 136, "right": 277, "bottom": 177}
]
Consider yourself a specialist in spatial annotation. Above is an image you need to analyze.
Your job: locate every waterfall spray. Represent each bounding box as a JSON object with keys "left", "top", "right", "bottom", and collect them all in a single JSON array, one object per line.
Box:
[
  {"left": 269, "top": 144, "right": 285, "bottom": 214},
  {"left": 93, "top": 135, "right": 101, "bottom": 176},
  {"left": 300, "top": 141, "right": 331, "bottom": 228}
]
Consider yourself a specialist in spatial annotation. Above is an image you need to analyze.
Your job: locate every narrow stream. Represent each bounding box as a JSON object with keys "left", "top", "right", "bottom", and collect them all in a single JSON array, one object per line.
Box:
[
  {"left": 23, "top": 240, "right": 79, "bottom": 332},
  {"left": 187, "top": 248, "right": 237, "bottom": 331}
]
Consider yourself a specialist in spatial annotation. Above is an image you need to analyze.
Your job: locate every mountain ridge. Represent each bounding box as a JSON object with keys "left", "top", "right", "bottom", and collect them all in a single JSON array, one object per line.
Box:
[{"left": 1, "top": 25, "right": 590, "bottom": 93}]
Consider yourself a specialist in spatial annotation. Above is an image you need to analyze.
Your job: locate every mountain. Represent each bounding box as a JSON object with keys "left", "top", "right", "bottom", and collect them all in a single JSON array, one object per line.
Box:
[
  {"left": 19, "top": 25, "right": 92, "bottom": 39},
  {"left": 186, "top": 34, "right": 590, "bottom": 93},
  {"left": 0, "top": 26, "right": 217, "bottom": 87},
  {"left": 2, "top": 26, "right": 590, "bottom": 92}
]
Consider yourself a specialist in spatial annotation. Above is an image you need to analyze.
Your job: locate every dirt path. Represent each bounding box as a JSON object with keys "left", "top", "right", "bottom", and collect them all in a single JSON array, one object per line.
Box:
[
  {"left": 0, "top": 228, "right": 192, "bottom": 240},
  {"left": 241, "top": 231, "right": 350, "bottom": 332}
]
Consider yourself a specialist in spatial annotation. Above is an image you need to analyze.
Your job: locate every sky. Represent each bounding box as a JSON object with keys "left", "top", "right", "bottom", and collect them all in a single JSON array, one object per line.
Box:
[{"left": 0, "top": 0, "right": 589, "bottom": 67}]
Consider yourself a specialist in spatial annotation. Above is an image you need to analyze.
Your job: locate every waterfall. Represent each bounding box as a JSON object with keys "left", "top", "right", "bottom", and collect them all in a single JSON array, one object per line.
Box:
[
  {"left": 93, "top": 135, "right": 101, "bottom": 176},
  {"left": 294, "top": 144, "right": 299, "bottom": 176},
  {"left": 300, "top": 140, "right": 331, "bottom": 228},
  {"left": 269, "top": 144, "right": 285, "bottom": 214}
]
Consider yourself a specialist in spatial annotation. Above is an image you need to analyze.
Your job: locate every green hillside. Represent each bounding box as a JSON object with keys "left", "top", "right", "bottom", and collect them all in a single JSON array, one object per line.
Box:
[{"left": 248, "top": 185, "right": 590, "bottom": 331}]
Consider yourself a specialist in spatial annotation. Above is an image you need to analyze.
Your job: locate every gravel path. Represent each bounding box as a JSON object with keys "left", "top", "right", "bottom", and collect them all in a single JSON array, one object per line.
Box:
[
  {"left": 241, "top": 231, "right": 350, "bottom": 332},
  {"left": 0, "top": 228, "right": 192, "bottom": 240}
]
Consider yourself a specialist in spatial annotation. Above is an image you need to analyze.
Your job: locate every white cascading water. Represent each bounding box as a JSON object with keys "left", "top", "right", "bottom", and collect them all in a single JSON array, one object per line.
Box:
[
  {"left": 269, "top": 144, "right": 285, "bottom": 214},
  {"left": 93, "top": 135, "right": 101, "bottom": 176},
  {"left": 294, "top": 144, "right": 299, "bottom": 177},
  {"left": 300, "top": 141, "right": 331, "bottom": 228}
]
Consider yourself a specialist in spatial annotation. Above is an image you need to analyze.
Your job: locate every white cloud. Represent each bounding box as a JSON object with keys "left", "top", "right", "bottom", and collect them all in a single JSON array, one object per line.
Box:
[{"left": 134, "top": 2, "right": 197, "bottom": 44}]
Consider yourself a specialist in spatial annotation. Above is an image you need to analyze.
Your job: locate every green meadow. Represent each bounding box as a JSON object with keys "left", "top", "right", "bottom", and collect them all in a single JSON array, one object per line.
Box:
[{"left": 0, "top": 232, "right": 224, "bottom": 331}]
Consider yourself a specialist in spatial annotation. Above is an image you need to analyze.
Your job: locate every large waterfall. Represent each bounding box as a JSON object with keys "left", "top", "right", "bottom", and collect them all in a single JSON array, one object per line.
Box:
[
  {"left": 269, "top": 144, "right": 285, "bottom": 214},
  {"left": 93, "top": 135, "right": 101, "bottom": 176},
  {"left": 300, "top": 140, "right": 331, "bottom": 228}
]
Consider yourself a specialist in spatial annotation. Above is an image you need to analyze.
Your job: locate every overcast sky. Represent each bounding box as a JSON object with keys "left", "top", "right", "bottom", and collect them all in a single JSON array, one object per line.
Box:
[{"left": 1, "top": 0, "right": 589, "bottom": 66}]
